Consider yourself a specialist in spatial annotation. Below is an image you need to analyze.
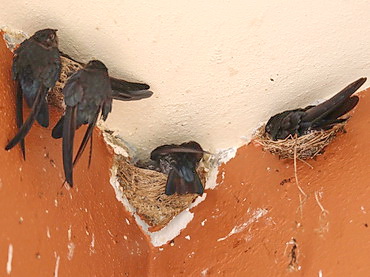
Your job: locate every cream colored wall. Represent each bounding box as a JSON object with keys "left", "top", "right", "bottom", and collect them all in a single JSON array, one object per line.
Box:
[{"left": 1, "top": 0, "right": 370, "bottom": 158}]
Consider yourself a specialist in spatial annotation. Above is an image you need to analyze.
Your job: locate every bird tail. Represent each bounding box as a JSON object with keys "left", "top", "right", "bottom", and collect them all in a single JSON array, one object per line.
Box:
[
  {"left": 165, "top": 167, "right": 204, "bottom": 196},
  {"left": 110, "top": 77, "right": 153, "bottom": 101},
  {"left": 35, "top": 99, "right": 49, "bottom": 127},
  {"left": 302, "top": 77, "right": 366, "bottom": 123}
]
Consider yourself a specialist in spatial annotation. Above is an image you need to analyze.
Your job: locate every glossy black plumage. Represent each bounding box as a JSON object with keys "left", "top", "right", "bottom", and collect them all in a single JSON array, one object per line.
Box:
[
  {"left": 52, "top": 60, "right": 113, "bottom": 187},
  {"left": 265, "top": 78, "right": 366, "bottom": 140},
  {"left": 150, "top": 141, "right": 206, "bottom": 196},
  {"left": 5, "top": 29, "right": 61, "bottom": 158},
  {"left": 59, "top": 51, "right": 153, "bottom": 101}
]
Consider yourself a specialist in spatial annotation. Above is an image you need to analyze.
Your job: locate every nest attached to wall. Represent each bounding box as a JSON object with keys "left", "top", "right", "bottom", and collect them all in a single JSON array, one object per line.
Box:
[
  {"left": 115, "top": 155, "right": 207, "bottom": 228},
  {"left": 47, "top": 56, "right": 83, "bottom": 109},
  {"left": 254, "top": 123, "right": 346, "bottom": 159}
]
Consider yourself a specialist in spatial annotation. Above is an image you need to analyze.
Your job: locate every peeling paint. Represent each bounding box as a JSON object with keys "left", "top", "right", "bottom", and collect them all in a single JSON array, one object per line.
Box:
[
  {"left": 201, "top": 268, "right": 209, "bottom": 276},
  {"left": 205, "top": 147, "right": 237, "bottom": 190},
  {"left": 67, "top": 242, "right": 75, "bottom": 260},
  {"left": 0, "top": 26, "right": 28, "bottom": 51}
]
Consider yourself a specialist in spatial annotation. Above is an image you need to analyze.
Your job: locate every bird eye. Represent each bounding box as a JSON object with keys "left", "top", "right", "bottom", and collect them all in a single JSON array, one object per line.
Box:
[{"left": 49, "top": 34, "right": 55, "bottom": 40}]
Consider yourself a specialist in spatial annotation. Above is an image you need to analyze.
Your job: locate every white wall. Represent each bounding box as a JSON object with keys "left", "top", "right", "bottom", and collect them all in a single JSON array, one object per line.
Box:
[{"left": 1, "top": 0, "right": 370, "bottom": 158}]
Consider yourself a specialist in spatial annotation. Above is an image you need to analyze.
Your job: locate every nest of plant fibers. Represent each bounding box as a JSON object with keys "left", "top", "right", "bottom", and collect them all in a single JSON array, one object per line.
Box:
[
  {"left": 48, "top": 56, "right": 83, "bottom": 109},
  {"left": 115, "top": 155, "right": 207, "bottom": 228},
  {"left": 254, "top": 123, "right": 346, "bottom": 160}
]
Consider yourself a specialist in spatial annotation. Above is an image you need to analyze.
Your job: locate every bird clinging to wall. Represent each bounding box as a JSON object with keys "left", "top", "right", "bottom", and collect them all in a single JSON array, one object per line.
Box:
[
  {"left": 5, "top": 28, "right": 61, "bottom": 159},
  {"left": 265, "top": 77, "right": 366, "bottom": 141},
  {"left": 150, "top": 141, "right": 207, "bottom": 196},
  {"left": 52, "top": 60, "right": 113, "bottom": 187}
]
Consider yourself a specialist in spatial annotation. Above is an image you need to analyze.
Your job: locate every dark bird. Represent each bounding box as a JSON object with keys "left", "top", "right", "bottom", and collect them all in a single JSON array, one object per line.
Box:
[
  {"left": 5, "top": 29, "right": 61, "bottom": 158},
  {"left": 59, "top": 51, "right": 153, "bottom": 101},
  {"left": 150, "top": 141, "right": 206, "bottom": 196},
  {"left": 265, "top": 77, "right": 366, "bottom": 140},
  {"left": 51, "top": 60, "right": 113, "bottom": 187}
]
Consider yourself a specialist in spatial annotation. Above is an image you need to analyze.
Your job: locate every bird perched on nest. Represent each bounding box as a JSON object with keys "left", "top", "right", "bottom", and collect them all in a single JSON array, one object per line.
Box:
[
  {"left": 51, "top": 60, "right": 113, "bottom": 187},
  {"left": 59, "top": 52, "right": 153, "bottom": 102},
  {"left": 5, "top": 29, "right": 61, "bottom": 159},
  {"left": 150, "top": 141, "right": 206, "bottom": 196},
  {"left": 265, "top": 77, "right": 366, "bottom": 140}
]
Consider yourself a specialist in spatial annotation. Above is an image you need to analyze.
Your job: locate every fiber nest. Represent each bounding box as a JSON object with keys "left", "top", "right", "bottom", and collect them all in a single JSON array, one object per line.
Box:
[
  {"left": 115, "top": 155, "right": 207, "bottom": 228},
  {"left": 254, "top": 123, "right": 346, "bottom": 159},
  {"left": 48, "top": 56, "right": 82, "bottom": 109}
]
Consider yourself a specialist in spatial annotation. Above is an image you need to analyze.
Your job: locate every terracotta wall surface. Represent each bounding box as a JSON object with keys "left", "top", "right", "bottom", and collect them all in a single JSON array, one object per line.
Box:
[
  {"left": 1, "top": 35, "right": 369, "bottom": 277},
  {"left": 150, "top": 89, "right": 370, "bottom": 276},
  {"left": 0, "top": 35, "right": 150, "bottom": 277}
]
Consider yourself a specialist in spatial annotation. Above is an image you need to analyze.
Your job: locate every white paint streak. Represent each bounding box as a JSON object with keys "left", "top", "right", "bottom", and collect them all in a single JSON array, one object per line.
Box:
[
  {"left": 201, "top": 219, "right": 207, "bottom": 226},
  {"left": 46, "top": 227, "right": 51, "bottom": 239},
  {"left": 185, "top": 235, "right": 191, "bottom": 240},
  {"left": 217, "top": 208, "right": 268, "bottom": 241},
  {"left": 318, "top": 270, "right": 323, "bottom": 277},
  {"left": 90, "top": 233, "right": 95, "bottom": 255},
  {"left": 6, "top": 244, "right": 13, "bottom": 275},
  {"left": 54, "top": 253, "right": 60, "bottom": 277},
  {"left": 67, "top": 242, "right": 75, "bottom": 260},
  {"left": 139, "top": 209, "right": 195, "bottom": 247},
  {"left": 67, "top": 225, "right": 72, "bottom": 241}
]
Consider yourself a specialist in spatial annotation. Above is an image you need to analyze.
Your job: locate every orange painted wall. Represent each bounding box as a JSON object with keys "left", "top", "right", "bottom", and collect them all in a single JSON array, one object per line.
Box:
[
  {"left": 0, "top": 34, "right": 369, "bottom": 276},
  {"left": 0, "top": 35, "right": 150, "bottom": 277}
]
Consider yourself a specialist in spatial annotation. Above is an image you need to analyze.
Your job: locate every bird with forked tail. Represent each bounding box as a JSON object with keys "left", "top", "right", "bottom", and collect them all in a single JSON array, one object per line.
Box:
[
  {"left": 5, "top": 28, "right": 61, "bottom": 159},
  {"left": 150, "top": 141, "right": 207, "bottom": 196},
  {"left": 52, "top": 60, "right": 113, "bottom": 187},
  {"left": 265, "top": 77, "right": 367, "bottom": 140}
]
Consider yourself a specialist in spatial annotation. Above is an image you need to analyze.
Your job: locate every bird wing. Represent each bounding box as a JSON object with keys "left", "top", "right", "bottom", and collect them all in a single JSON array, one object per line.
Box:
[
  {"left": 5, "top": 83, "right": 48, "bottom": 151},
  {"left": 15, "top": 81, "right": 25, "bottom": 159},
  {"left": 60, "top": 71, "right": 86, "bottom": 187},
  {"left": 72, "top": 106, "right": 100, "bottom": 169},
  {"left": 302, "top": 77, "right": 366, "bottom": 123},
  {"left": 62, "top": 106, "right": 77, "bottom": 187}
]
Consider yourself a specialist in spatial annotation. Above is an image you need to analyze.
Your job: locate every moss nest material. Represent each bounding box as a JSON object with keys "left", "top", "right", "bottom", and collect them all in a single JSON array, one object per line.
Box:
[
  {"left": 254, "top": 123, "right": 346, "bottom": 160},
  {"left": 114, "top": 154, "right": 208, "bottom": 228}
]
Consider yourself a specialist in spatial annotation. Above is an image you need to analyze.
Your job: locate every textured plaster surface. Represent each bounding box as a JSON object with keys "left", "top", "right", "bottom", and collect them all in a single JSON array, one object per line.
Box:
[{"left": 1, "top": 1, "right": 370, "bottom": 158}]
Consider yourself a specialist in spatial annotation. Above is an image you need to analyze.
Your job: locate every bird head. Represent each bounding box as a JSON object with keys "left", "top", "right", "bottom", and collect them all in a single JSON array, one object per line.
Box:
[
  {"left": 85, "top": 60, "right": 108, "bottom": 71},
  {"left": 265, "top": 115, "right": 282, "bottom": 140},
  {"left": 33, "top": 29, "right": 58, "bottom": 48}
]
